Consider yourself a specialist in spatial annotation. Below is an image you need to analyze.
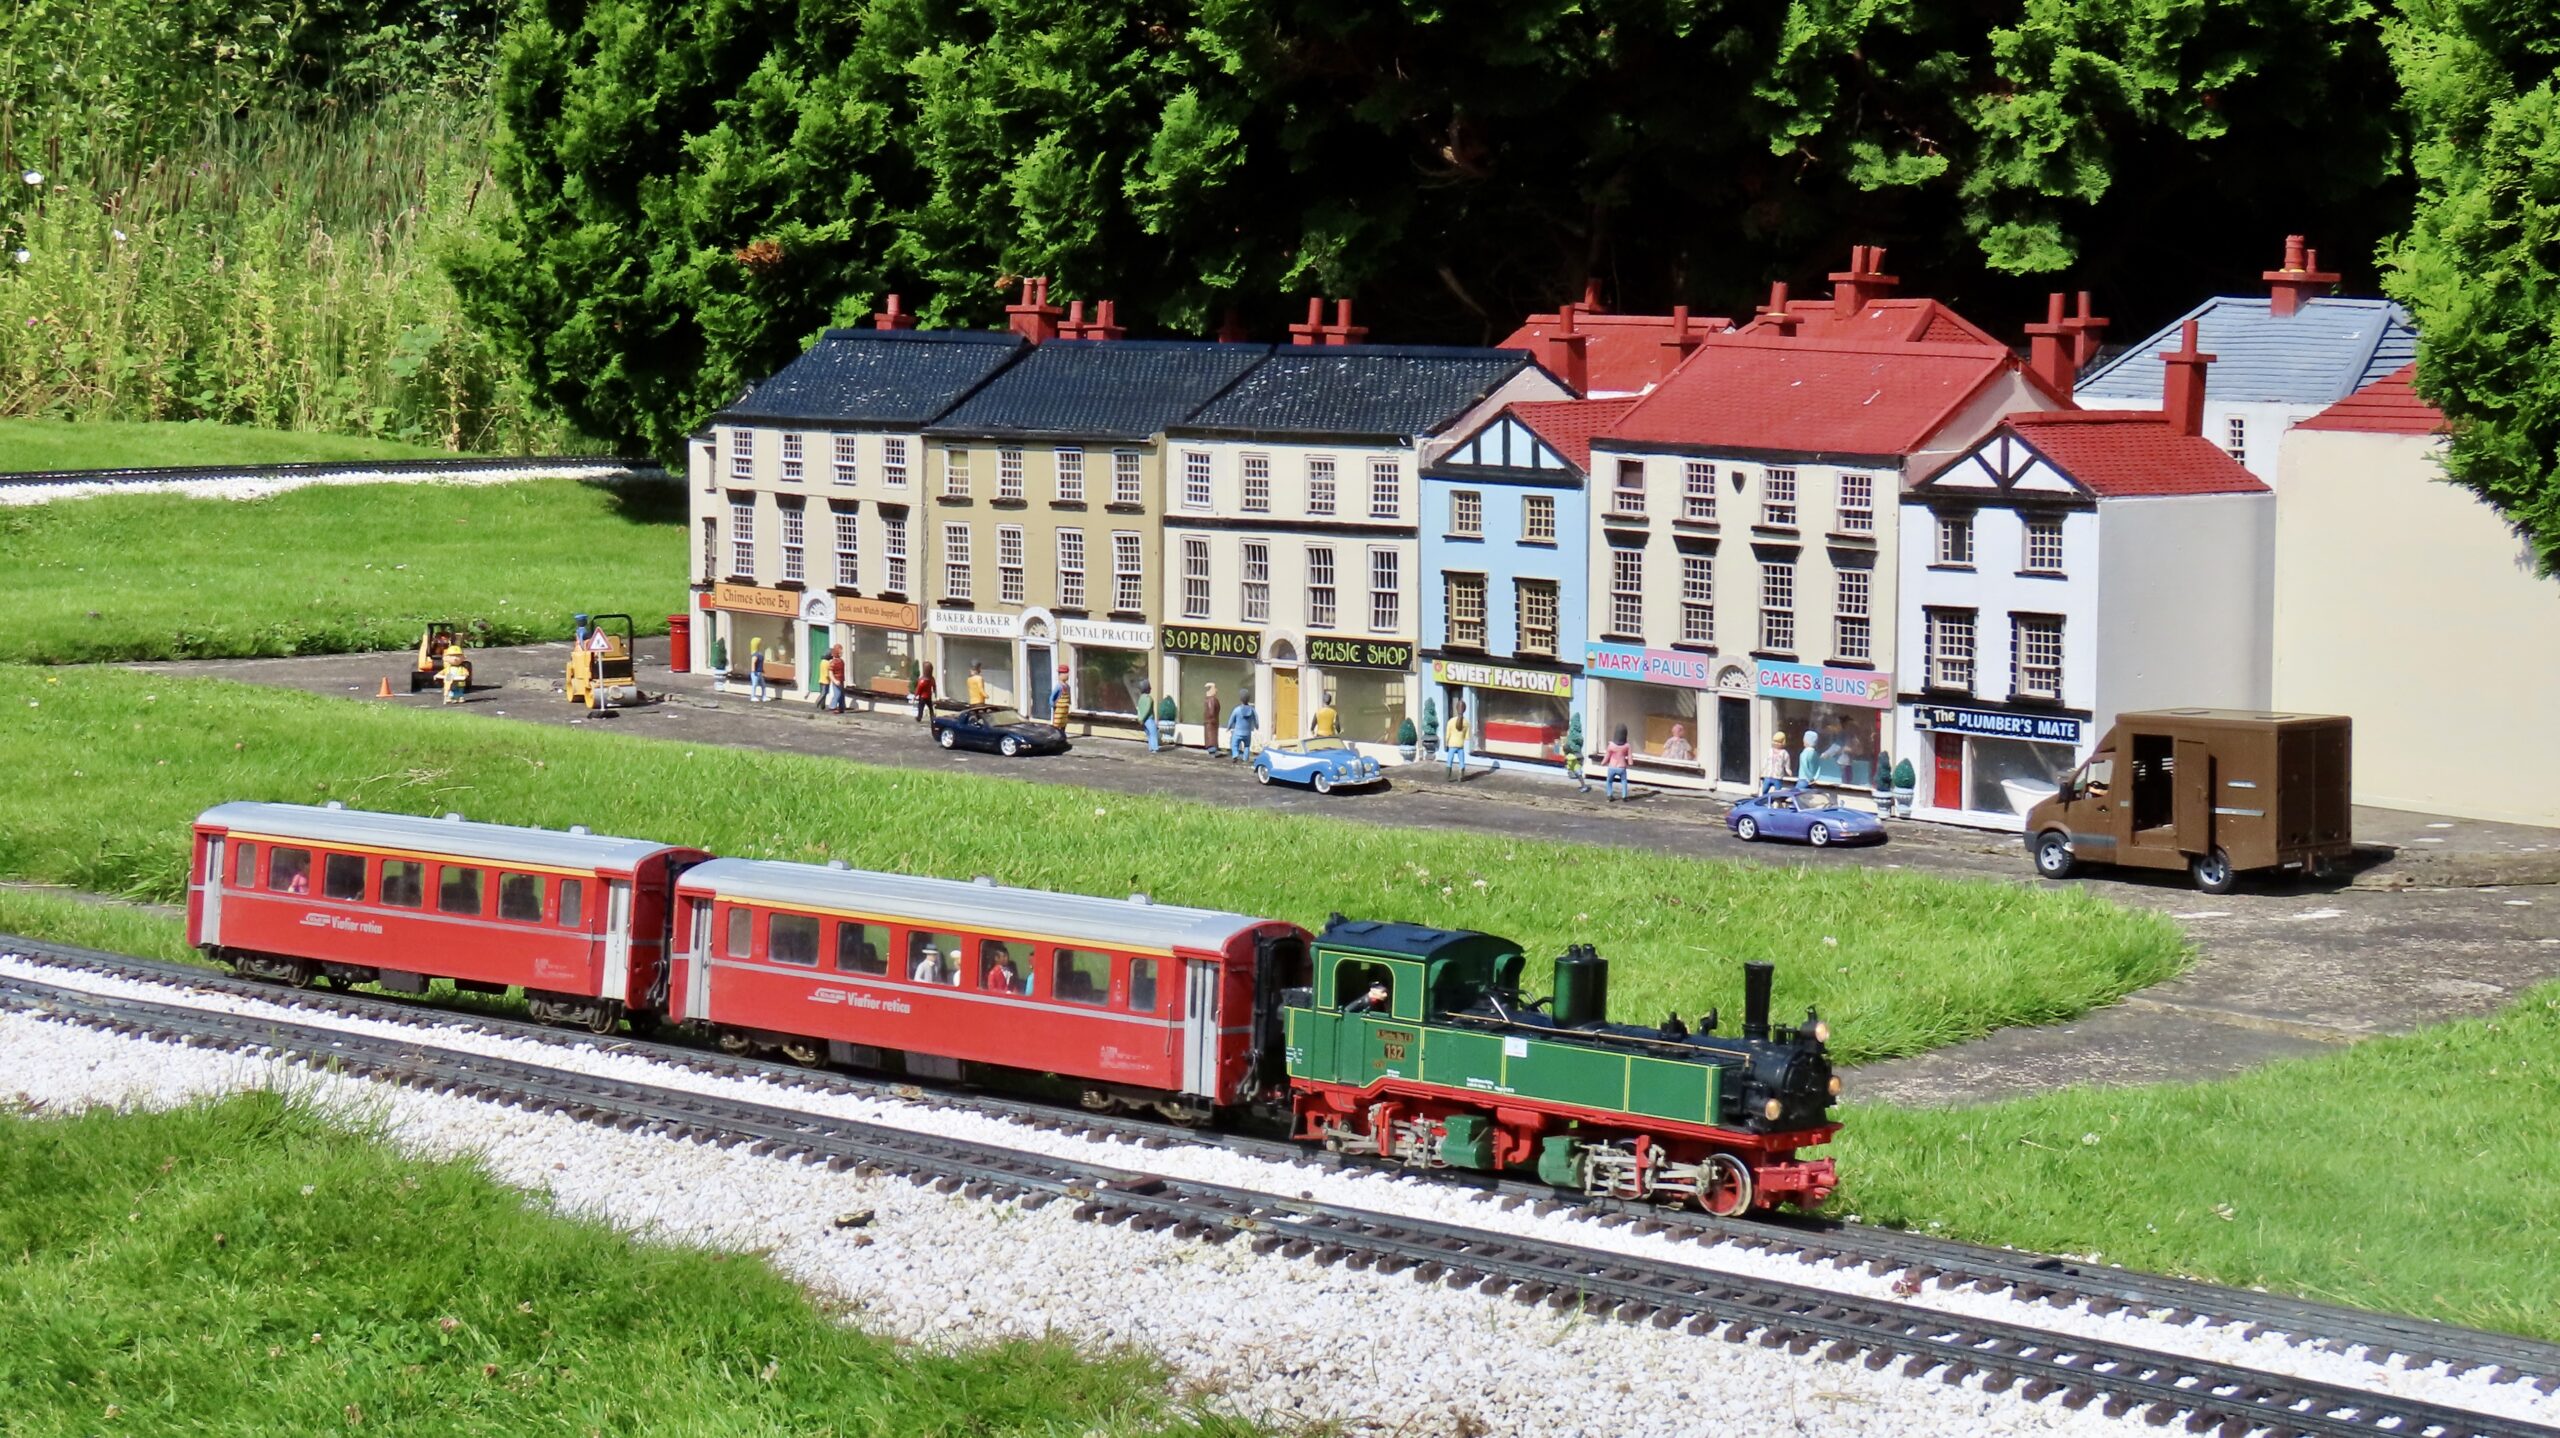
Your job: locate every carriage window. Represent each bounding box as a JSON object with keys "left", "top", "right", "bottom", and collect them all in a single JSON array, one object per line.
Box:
[
  {"left": 1128, "top": 957, "right": 1160, "bottom": 1013},
  {"left": 906, "top": 932, "right": 962, "bottom": 986},
  {"left": 978, "top": 940, "right": 1031, "bottom": 995},
  {"left": 835, "top": 922, "right": 889, "bottom": 976},
  {"left": 1053, "top": 949, "right": 1113, "bottom": 1006},
  {"left": 437, "top": 866, "right": 484, "bottom": 916},
  {"left": 497, "top": 872, "right": 544, "bottom": 923},
  {"left": 267, "top": 847, "right": 313, "bottom": 895},
  {"left": 770, "top": 913, "right": 821, "bottom": 967},
  {"left": 379, "top": 860, "right": 424, "bottom": 908},
  {"left": 233, "top": 843, "right": 256, "bottom": 887},
  {"left": 322, "top": 853, "right": 367, "bottom": 901},
  {"left": 726, "top": 906, "right": 751, "bottom": 958},
  {"left": 557, "top": 880, "right": 584, "bottom": 928}
]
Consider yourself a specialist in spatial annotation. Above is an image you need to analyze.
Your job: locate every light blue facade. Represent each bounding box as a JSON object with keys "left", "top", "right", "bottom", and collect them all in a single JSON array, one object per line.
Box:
[{"left": 1419, "top": 410, "right": 1595, "bottom": 775}]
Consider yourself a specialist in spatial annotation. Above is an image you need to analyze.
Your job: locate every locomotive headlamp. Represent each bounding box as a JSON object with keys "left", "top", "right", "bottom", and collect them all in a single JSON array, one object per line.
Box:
[
  {"left": 1812, "top": 1020, "right": 1831, "bottom": 1044},
  {"left": 1828, "top": 1075, "right": 1843, "bottom": 1097},
  {"left": 1764, "top": 1097, "right": 1784, "bottom": 1120}
]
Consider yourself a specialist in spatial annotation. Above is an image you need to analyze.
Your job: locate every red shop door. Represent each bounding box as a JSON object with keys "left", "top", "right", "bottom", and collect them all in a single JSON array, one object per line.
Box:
[{"left": 1933, "top": 732, "right": 1966, "bottom": 809}]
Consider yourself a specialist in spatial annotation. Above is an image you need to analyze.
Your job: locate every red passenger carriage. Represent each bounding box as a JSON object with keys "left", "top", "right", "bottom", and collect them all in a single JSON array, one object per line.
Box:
[
  {"left": 669, "top": 859, "right": 1310, "bottom": 1119},
  {"left": 186, "top": 802, "right": 708, "bottom": 1031}
]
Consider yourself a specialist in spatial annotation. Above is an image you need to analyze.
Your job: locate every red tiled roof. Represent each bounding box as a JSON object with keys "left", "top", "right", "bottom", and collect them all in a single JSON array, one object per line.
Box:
[
  {"left": 1497, "top": 311, "right": 1733, "bottom": 395},
  {"left": 1599, "top": 335, "right": 2023, "bottom": 457},
  {"left": 2000, "top": 410, "right": 2269, "bottom": 496},
  {"left": 2293, "top": 363, "right": 2446, "bottom": 435},
  {"left": 1504, "top": 397, "right": 1643, "bottom": 470},
  {"left": 1737, "top": 299, "right": 2006, "bottom": 349}
]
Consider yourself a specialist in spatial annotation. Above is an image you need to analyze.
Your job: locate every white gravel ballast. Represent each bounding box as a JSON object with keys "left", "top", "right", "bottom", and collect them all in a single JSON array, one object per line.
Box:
[
  {"left": 2, "top": 1006, "right": 2159, "bottom": 1438},
  {"left": 8, "top": 953, "right": 2552, "bottom": 1430}
]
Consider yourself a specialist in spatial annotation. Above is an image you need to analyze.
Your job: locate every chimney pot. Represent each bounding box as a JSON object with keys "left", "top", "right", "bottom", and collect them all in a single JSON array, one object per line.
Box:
[
  {"left": 2262, "top": 233, "right": 2340, "bottom": 317},
  {"left": 1005, "top": 275, "right": 1063, "bottom": 343},
  {"left": 1660, "top": 301, "right": 1705, "bottom": 362},
  {"left": 2063, "top": 289, "right": 2108, "bottom": 368},
  {"left": 1540, "top": 303, "right": 1590, "bottom": 394},
  {"left": 1581, "top": 278, "right": 1607, "bottom": 314},
  {"left": 2160, "top": 318, "right": 2217, "bottom": 438},
  {"left": 2024, "top": 291, "right": 2077, "bottom": 400},
  {"left": 1827, "top": 242, "right": 1902, "bottom": 318},
  {"left": 1289, "top": 296, "right": 1326, "bottom": 347},
  {"left": 873, "top": 293, "right": 915, "bottom": 330},
  {"left": 1215, "top": 307, "right": 1249, "bottom": 343},
  {"left": 1324, "top": 297, "right": 1366, "bottom": 346}
]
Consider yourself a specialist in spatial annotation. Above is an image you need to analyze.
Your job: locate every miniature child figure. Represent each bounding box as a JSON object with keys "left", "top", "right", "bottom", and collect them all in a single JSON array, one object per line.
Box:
[
  {"left": 824, "top": 645, "right": 847, "bottom": 713},
  {"left": 913, "top": 662, "right": 937, "bottom": 721},
  {"left": 1226, "top": 697, "right": 1257, "bottom": 761},
  {"left": 1156, "top": 688, "right": 1179, "bottom": 752},
  {"left": 1200, "top": 683, "right": 1221, "bottom": 753},
  {"left": 438, "top": 643, "right": 469, "bottom": 705},
  {"left": 966, "top": 660, "right": 988, "bottom": 707},
  {"left": 1604, "top": 724, "right": 1633, "bottom": 802},
  {"left": 1139, "top": 676, "right": 1159, "bottom": 752},
  {"left": 1662, "top": 723, "right": 1694, "bottom": 763},
  {"left": 1443, "top": 698, "right": 1470, "bottom": 780},
  {"left": 1313, "top": 691, "right": 1339, "bottom": 738},
  {"left": 1051, "top": 666, "right": 1072, "bottom": 729},
  {"left": 1765, "top": 730, "right": 1792, "bottom": 781},
  {"left": 748, "top": 637, "right": 768, "bottom": 702}
]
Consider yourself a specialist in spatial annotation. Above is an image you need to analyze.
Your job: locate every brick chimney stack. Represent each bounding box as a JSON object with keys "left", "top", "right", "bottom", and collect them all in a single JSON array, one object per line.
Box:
[
  {"left": 1320, "top": 298, "right": 1368, "bottom": 346},
  {"left": 1288, "top": 297, "right": 1327, "bottom": 347},
  {"left": 1660, "top": 303, "right": 1705, "bottom": 364},
  {"left": 2262, "top": 234, "right": 2341, "bottom": 319},
  {"left": 2024, "top": 292, "right": 2076, "bottom": 399},
  {"left": 1058, "top": 299, "right": 1089, "bottom": 338},
  {"left": 1755, "top": 281, "right": 1800, "bottom": 338},
  {"left": 2160, "top": 319, "right": 2215, "bottom": 437},
  {"left": 2063, "top": 290, "right": 2108, "bottom": 368},
  {"left": 1005, "top": 277, "right": 1062, "bottom": 343},
  {"left": 1215, "top": 307, "right": 1250, "bottom": 343},
  {"left": 872, "top": 293, "right": 917, "bottom": 330},
  {"left": 1542, "top": 301, "right": 1590, "bottom": 394},
  {"left": 1828, "top": 244, "right": 1900, "bottom": 318},
  {"left": 1055, "top": 298, "right": 1128, "bottom": 342}
]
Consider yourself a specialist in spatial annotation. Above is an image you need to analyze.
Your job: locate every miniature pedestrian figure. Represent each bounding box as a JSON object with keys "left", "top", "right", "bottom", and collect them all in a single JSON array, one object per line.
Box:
[
  {"left": 438, "top": 643, "right": 470, "bottom": 705},
  {"left": 1200, "top": 683, "right": 1221, "bottom": 753},
  {"left": 1765, "top": 729, "right": 1792, "bottom": 781},
  {"left": 913, "top": 662, "right": 937, "bottom": 722},
  {"left": 966, "top": 660, "right": 988, "bottom": 707},
  {"left": 1226, "top": 697, "right": 1257, "bottom": 762},
  {"left": 1312, "top": 691, "right": 1340, "bottom": 738},
  {"left": 1051, "top": 666, "right": 1072, "bottom": 729},
  {"left": 1156, "top": 687, "right": 1179, "bottom": 752},
  {"left": 1604, "top": 724, "right": 1633, "bottom": 802},
  {"left": 1662, "top": 723, "right": 1694, "bottom": 763},
  {"left": 1443, "top": 698, "right": 1470, "bottom": 780},
  {"left": 823, "top": 645, "right": 847, "bottom": 713},
  {"left": 1800, "top": 718, "right": 1822, "bottom": 782},
  {"left": 1138, "top": 676, "right": 1159, "bottom": 752},
  {"left": 1344, "top": 978, "right": 1390, "bottom": 1014},
  {"left": 747, "top": 637, "right": 768, "bottom": 702}
]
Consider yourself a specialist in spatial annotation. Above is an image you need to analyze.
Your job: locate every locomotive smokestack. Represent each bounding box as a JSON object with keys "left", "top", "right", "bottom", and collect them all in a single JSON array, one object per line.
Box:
[{"left": 1742, "top": 961, "right": 1774, "bottom": 1042}]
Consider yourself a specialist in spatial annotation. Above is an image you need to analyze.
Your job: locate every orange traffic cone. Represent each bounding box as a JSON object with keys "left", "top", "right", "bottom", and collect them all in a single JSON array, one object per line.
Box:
[{"left": 377, "top": 676, "right": 395, "bottom": 699}]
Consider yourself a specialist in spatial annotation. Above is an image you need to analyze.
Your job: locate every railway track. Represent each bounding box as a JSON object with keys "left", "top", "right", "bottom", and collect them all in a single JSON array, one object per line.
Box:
[
  {"left": 5, "top": 965, "right": 2552, "bottom": 1438},
  {"left": 11, "top": 933, "right": 2560, "bottom": 1409},
  {"left": 0, "top": 455, "right": 666, "bottom": 495}
]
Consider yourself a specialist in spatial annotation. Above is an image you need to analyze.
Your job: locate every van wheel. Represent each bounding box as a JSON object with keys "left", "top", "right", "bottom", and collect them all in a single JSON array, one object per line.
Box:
[
  {"left": 2190, "top": 847, "right": 2237, "bottom": 894},
  {"left": 2033, "top": 830, "right": 2078, "bottom": 880}
]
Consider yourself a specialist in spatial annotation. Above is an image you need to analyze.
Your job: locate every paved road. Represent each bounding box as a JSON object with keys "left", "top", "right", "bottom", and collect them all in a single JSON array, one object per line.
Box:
[{"left": 133, "top": 639, "right": 2560, "bottom": 1107}]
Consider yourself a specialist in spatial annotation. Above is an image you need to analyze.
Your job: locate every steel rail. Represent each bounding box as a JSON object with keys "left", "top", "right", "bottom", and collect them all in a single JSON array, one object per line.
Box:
[
  {"left": 11, "top": 933, "right": 2557, "bottom": 1395},
  {"left": 0, "top": 456, "right": 666, "bottom": 490},
  {"left": 6, "top": 969, "right": 2551, "bottom": 1438}
]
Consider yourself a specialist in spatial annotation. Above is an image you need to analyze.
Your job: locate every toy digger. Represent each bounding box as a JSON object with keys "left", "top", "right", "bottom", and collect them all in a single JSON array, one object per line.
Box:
[
  {"left": 411, "top": 623, "right": 471, "bottom": 693},
  {"left": 565, "top": 612, "right": 642, "bottom": 711}
]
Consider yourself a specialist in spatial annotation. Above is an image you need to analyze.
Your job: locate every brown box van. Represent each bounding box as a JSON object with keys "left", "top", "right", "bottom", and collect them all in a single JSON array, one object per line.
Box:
[{"left": 2024, "top": 710, "right": 2352, "bottom": 893}]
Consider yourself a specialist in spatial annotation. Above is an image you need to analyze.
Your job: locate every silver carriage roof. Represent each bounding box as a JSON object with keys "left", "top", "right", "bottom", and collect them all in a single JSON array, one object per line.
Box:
[
  {"left": 680, "top": 857, "right": 1271, "bottom": 955},
  {"left": 197, "top": 802, "right": 685, "bottom": 873}
]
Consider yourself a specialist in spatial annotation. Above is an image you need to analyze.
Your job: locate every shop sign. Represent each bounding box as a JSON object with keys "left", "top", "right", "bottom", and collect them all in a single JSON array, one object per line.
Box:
[
  {"left": 1306, "top": 636, "right": 1415, "bottom": 671},
  {"left": 1754, "top": 660, "right": 1894, "bottom": 709},
  {"left": 928, "top": 609, "right": 1023, "bottom": 639},
  {"left": 710, "top": 582, "right": 798, "bottom": 617},
  {"left": 1427, "top": 657, "right": 1575, "bottom": 698},
  {"left": 1912, "top": 704, "right": 2084, "bottom": 745},
  {"left": 1582, "top": 642, "right": 1715, "bottom": 690},
  {"left": 1061, "top": 617, "right": 1155, "bottom": 649},
  {"left": 833, "top": 597, "right": 922, "bottom": 631},
  {"left": 1160, "top": 623, "right": 1261, "bottom": 659}
]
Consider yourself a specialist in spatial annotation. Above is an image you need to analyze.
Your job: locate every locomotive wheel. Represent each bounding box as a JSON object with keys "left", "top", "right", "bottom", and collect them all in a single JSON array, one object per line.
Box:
[
  {"left": 2190, "top": 847, "right": 2237, "bottom": 894},
  {"left": 1807, "top": 822, "right": 1832, "bottom": 847},
  {"left": 714, "top": 1029, "right": 754, "bottom": 1057},
  {"left": 1699, "top": 1153, "right": 1754, "bottom": 1218},
  {"left": 2033, "top": 830, "right": 2078, "bottom": 880},
  {"left": 586, "top": 1003, "right": 620, "bottom": 1036},
  {"left": 778, "top": 1038, "right": 825, "bottom": 1068},
  {"left": 1734, "top": 815, "right": 1760, "bottom": 842},
  {"left": 287, "top": 961, "right": 321, "bottom": 989}
]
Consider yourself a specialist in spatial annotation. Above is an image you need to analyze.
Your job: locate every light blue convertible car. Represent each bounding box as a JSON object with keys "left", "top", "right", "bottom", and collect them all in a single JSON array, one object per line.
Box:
[{"left": 1251, "top": 736, "right": 1386, "bottom": 794}]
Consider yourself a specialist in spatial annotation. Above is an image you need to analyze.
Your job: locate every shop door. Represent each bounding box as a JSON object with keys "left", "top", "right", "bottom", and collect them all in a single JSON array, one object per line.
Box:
[
  {"left": 1934, "top": 733, "right": 1965, "bottom": 809},
  {"left": 807, "top": 625, "right": 830, "bottom": 694},
  {"left": 1025, "top": 645, "right": 1051, "bottom": 714},
  {"left": 1273, "top": 669, "right": 1300, "bottom": 741},
  {"left": 1716, "top": 697, "right": 1750, "bottom": 785}
]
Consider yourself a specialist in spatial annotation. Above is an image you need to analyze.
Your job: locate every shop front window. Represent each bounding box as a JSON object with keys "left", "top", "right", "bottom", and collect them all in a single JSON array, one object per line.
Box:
[
  {"left": 1966, "top": 735, "right": 2075, "bottom": 816},
  {"left": 1769, "top": 700, "right": 1885, "bottom": 789},
  {"left": 1178, "top": 656, "right": 1252, "bottom": 730},
  {"left": 1075, "top": 647, "right": 1149, "bottom": 716},
  {"left": 1473, "top": 688, "right": 1569, "bottom": 760},
  {"left": 1328, "top": 670, "right": 1407, "bottom": 747},
  {"left": 1619, "top": 685, "right": 1702, "bottom": 766},
  {"left": 849, "top": 626, "right": 917, "bottom": 696},
  {"left": 941, "top": 636, "right": 1015, "bottom": 707}
]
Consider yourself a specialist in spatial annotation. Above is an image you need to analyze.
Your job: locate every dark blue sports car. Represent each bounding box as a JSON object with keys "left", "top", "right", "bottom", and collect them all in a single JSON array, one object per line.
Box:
[
  {"left": 932, "top": 705, "right": 1070, "bottom": 758},
  {"left": 1726, "top": 778, "right": 1888, "bottom": 847}
]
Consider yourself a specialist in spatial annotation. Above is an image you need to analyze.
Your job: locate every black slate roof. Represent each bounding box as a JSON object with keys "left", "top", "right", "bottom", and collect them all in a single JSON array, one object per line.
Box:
[
  {"left": 716, "top": 329, "right": 1027, "bottom": 427},
  {"left": 928, "top": 340, "right": 1275, "bottom": 440},
  {"left": 1174, "top": 345, "right": 1542, "bottom": 440}
]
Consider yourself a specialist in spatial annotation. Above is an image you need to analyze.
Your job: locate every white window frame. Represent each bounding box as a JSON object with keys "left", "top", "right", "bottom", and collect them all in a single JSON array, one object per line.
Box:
[
  {"left": 1938, "top": 512, "right": 1975, "bottom": 567},
  {"left": 1182, "top": 450, "right": 1212, "bottom": 511},
  {"left": 1835, "top": 568, "right": 1871, "bottom": 662},
  {"left": 1682, "top": 461, "right": 1716, "bottom": 522},
  {"left": 729, "top": 428, "right": 754, "bottom": 481},
  {"left": 2024, "top": 515, "right": 2065, "bottom": 575},
  {"left": 1611, "top": 458, "right": 1647, "bottom": 518},
  {"left": 2014, "top": 615, "right": 2064, "bottom": 700},
  {"left": 1241, "top": 540, "right": 1270, "bottom": 623},
  {"left": 1056, "top": 529, "right": 1086, "bottom": 609},
  {"left": 1450, "top": 489, "right": 1482, "bottom": 538},
  {"left": 1306, "top": 546, "right": 1337, "bottom": 629},
  {"left": 779, "top": 501, "right": 805, "bottom": 582},
  {"left": 1112, "top": 451, "right": 1143, "bottom": 507},
  {"left": 1181, "top": 537, "right": 1211, "bottom": 619},
  {"left": 1837, "top": 472, "right": 1874, "bottom": 533},
  {"left": 833, "top": 509, "right": 859, "bottom": 589},
  {"left": 882, "top": 436, "right": 909, "bottom": 488},
  {"left": 1306, "top": 457, "right": 1337, "bottom": 516},
  {"left": 1760, "top": 560, "right": 1796, "bottom": 653},
  {"left": 1522, "top": 494, "right": 1557, "bottom": 543},
  {"left": 997, "top": 448, "right": 1024, "bottom": 502},
  {"left": 831, "top": 433, "right": 858, "bottom": 486},
  {"left": 881, "top": 509, "right": 909, "bottom": 594},
  {"left": 942, "top": 448, "right": 971, "bottom": 500},
  {"left": 729, "top": 497, "right": 755, "bottom": 577},
  {"left": 1368, "top": 458, "right": 1400, "bottom": 520},
  {"left": 941, "top": 522, "right": 972, "bottom": 602},
  {"left": 1608, "top": 546, "right": 1642, "bottom": 637},
  {"left": 1761, "top": 468, "right": 1797, "bottom": 529},
  {"left": 1055, "top": 447, "right": 1085, "bottom": 503},
  {"left": 1927, "top": 609, "right": 1976, "bottom": 692},
  {"left": 1681, "top": 553, "right": 1714, "bottom": 645},
  {"left": 1111, "top": 531, "right": 1144, "bottom": 613},
  {"left": 2226, "top": 414, "right": 2247, "bottom": 462},
  {"left": 1446, "top": 572, "right": 1487, "bottom": 649},
  {"left": 1241, "top": 453, "right": 1271, "bottom": 513},
  {"left": 780, "top": 432, "right": 804, "bottom": 482},
  {"left": 998, "top": 524, "right": 1026, "bottom": 604},
  {"left": 1516, "top": 579, "right": 1558, "bottom": 656},
  {"left": 701, "top": 517, "right": 718, "bottom": 583},
  {"left": 1368, "top": 547, "right": 1401, "bottom": 632}
]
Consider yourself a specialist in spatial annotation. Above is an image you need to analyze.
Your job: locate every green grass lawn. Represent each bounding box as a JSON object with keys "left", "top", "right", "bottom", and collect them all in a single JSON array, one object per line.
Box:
[
  {"left": 0, "top": 479, "right": 684, "bottom": 664},
  {"left": 0, "top": 665, "right": 2186, "bottom": 1065},
  {"left": 1836, "top": 982, "right": 2560, "bottom": 1341},
  {"left": 0, "top": 418, "right": 473, "bottom": 472},
  {"left": 0, "top": 1093, "right": 1248, "bottom": 1437}
]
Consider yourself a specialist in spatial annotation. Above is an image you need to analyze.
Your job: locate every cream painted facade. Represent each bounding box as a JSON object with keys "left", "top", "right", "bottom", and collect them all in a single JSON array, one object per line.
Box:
[
  {"left": 2275, "top": 428, "right": 2560, "bottom": 825},
  {"left": 1584, "top": 371, "right": 2053, "bottom": 793},
  {"left": 918, "top": 437, "right": 1165, "bottom": 727},
  {"left": 687, "top": 422, "right": 934, "bottom": 704}
]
